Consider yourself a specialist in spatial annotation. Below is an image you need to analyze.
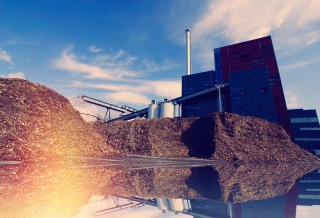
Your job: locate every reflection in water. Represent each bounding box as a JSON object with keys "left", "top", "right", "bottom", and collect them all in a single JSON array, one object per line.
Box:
[
  {"left": 0, "top": 162, "right": 319, "bottom": 218},
  {"left": 0, "top": 164, "right": 111, "bottom": 218}
]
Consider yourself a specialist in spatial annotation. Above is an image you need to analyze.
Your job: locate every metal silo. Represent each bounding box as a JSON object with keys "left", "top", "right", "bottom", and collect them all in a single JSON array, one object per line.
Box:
[
  {"left": 156, "top": 198, "right": 170, "bottom": 212},
  {"left": 159, "top": 99, "right": 174, "bottom": 118},
  {"left": 148, "top": 100, "right": 159, "bottom": 118},
  {"left": 168, "top": 199, "right": 185, "bottom": 212}
]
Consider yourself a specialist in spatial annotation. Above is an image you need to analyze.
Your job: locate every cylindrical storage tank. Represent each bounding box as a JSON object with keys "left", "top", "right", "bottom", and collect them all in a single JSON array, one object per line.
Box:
[
  {"left": 173, "top": 103, "right": 182, "bottom": 117},
  {"left": 182, "top": 200, "right": 191, "bottom": 210},
  {"left": 148, "top": 100, "right": 159, "bottom": 118},
  {"left": 159, "top": 100, "right": 174, "bottom": 118},
  {"left": 168, "top": 199, "right": 184, "bottom": 212},
  {"left": 156, "top": 198, "right": 170, "bottom": 212}
]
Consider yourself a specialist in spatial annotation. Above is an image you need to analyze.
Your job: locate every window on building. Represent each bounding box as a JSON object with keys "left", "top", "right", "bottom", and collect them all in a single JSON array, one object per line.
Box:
[
  {"left": 307, "top": 189, "right": 320, "bottom": 191},
  {"left": 300, "top": 127, "right": 320, "bottom": 130},
  {"left": 259, "top": 88, "right": 268, "bottom": 93},
  {"left": 261, "top": 44, "right": 273, "bottom": 49},
  {"left": 251, "top": 58, "right": 263, "bottom": 63},
  {"left": 300, "top": 180, "right": 320, "bottom": 183},
  {"left": 239, "top": 53, "right": 251, "bottom": 59},
  {"left": 295, "top": 138, "right": 320, "bottom": 142},
  {"left": 239, "top": 89, "right": 247, "bottom": 95},
  {"left": 298, "top": 195, "right": 320, "bottom": 199},
  {"left": 290, "top": 117, "right": 319, "bottom": 123}
]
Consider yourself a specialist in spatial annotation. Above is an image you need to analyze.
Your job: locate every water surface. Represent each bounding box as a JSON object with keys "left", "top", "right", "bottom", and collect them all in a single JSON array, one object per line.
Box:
[{"left": 1, "top": 158, "right": 319, "bottom": 218}]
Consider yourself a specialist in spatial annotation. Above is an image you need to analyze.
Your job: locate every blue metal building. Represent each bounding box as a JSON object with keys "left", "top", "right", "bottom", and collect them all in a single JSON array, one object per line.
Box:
[
  {"left": 288, "top": 109, "right": 320, "bottom": 156},
  {"left": 181, "top": 70, "right": 219, "bottom": 117},
  {"left": 181, "top": 36, "right": 286, "bottom": 132}
]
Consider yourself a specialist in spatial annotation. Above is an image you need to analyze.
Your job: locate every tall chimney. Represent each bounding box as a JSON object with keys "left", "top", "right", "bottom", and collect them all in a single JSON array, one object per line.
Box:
[{"left": 185, "top": 29, "right": 191, "bottom": 75}]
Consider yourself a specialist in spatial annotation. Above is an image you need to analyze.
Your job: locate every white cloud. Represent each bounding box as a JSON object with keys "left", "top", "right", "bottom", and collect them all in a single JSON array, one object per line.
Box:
[
  {"left": 53, "top": 46, "right": 178, "bottom": 82},
  {"left": 280, "top": 59, "right": 319, "bottom": 71},
  {"left": 141, "top": 58, "right": 178, "bottom": 74},
  {"left": 0, "top": 71, "right": 25, "bottom": 79},
  {"left": 69, "top": 97, "right": 103, "bottom": 122},
  {"left": 71, "top": 79, "right": 181, "bottom": 100},
  {"left": 69, "top": 95, "right": 122, "bottom": 122},
  {"left": 0, "top": 49, "right": 13, "bottom": 64},
  {"left": 147, "top": 80, "right": 181, "bottom": 98},
  {"left": 185, "top": 0, "right": 320, "bottom": 69},
  {"left": 284, "top": 90, "right": 302, "bottom": 109},
  {"left": 53, "top": 46, "right": 139, "bottom": 81},
  {"left": 88, "top": 45, "right": 102, "bottom": 53},
  {"left": 105, "top": 91, "right": 150, "bottom": 105},
  {"left": 53, "top": 45, "right": 181, "bottom": 105},
  {"left": 53, "top": 45, "right": 180, "bottom": 106}
]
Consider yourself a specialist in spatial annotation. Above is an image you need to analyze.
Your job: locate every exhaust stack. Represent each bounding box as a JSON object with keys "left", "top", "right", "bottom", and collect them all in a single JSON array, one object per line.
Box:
[{"left": 185, "top": 29, "right": 191, "bottom": 75}]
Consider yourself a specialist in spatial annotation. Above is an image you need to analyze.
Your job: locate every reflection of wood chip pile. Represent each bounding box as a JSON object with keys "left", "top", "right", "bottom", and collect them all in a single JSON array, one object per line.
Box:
[
  {"left": 2, "top": 162, "right": 319, "bottom": 218},
  {"left": 0, "top": 165, "right": 118, "bottom": 218},
  {"left": 1, "top": 78, "right": 319, "bottom": 163},
  {"left": 102, "top": 163, "right": 320, "bottom": 203}
]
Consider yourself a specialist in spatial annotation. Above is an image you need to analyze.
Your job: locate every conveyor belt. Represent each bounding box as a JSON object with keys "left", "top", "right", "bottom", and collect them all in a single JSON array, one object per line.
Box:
[{"left": 108, "top": 82, "right": 229, "bottom": 122}]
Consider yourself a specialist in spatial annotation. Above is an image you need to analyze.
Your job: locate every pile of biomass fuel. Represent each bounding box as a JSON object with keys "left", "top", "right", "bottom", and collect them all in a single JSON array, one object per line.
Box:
[
  {"left": 0, "top": 78, "right": 115, "bottom": 161},
  {"left": 94, "top": 113, "right": 319, "bottom": 162},
  {"left": 1, "top": 78, "right": 319, "bottom": 163}
]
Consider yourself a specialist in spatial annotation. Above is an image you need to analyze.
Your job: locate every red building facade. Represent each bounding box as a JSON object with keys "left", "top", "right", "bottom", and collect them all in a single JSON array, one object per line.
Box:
[{"left": 214, "top": 36, "right": 291, "bottom": 135}]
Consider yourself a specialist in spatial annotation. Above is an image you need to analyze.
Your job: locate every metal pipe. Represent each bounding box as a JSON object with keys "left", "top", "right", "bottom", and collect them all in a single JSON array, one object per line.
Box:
[
  {"left": 185, "top": 29, "right": 191, "bottom": 75},
  {"left": 228, "top": 203, "right": 233, "bottom": 218},
  {"left": 215, "top": 84, "right": 223, "bottom": 112}
]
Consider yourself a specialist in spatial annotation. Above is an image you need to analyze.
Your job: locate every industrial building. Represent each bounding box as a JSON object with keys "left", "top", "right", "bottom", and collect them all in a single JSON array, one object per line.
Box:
[
  {"left": 82, "top": 31, "right": 320, "bottom": 217},
  {"left": 288, "top": 109, "right": 320, "bottom": 156},
  {"left": 182, "top": 36, "right": 290, "bottom": 134},
  {"left": 108, "top": 35, "right": 291, "bottom": 139}
]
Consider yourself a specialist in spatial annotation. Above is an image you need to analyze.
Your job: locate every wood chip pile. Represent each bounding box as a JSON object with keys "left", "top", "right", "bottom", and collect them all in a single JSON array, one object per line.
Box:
[
  {"left": 0, "top": 78, "right": 114, "bottom": 161},
  {"left": 95, "top": 113, "right": 319, "bottom": 162},
  {"left": 1, "top": 78, "right": 319, "bottom": 163}
]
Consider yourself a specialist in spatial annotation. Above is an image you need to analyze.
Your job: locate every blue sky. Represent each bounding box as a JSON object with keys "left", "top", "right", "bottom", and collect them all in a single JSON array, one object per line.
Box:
[{"left": 1, "top": 0, "right": 320, "bottom": 119}]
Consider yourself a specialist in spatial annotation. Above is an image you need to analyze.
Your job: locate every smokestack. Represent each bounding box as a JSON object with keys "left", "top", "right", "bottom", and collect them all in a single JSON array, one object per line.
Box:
[{"left": 185, "top": 29, "right": 191, "bottom": 75}]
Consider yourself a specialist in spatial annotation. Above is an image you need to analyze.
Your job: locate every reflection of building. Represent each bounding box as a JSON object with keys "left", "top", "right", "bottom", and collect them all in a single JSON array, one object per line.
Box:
[
  {"left": 238, "top": 196, "right": 286, "bottom": 218},
  {"left": 156, "top": 198, "right": 190, "bottom": 213},
  {"left": 297, "top": 169, "right": 320, "bottom": 206},
  {"left": 189, "top": 200, "right": 233, "bottom": 217},
  {"left": 288, "top": 109, "right": 320, "bottom": 206},
  {"left": 179, "top": 196, "right": 289, "bottom": 218}
]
